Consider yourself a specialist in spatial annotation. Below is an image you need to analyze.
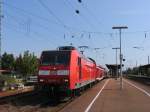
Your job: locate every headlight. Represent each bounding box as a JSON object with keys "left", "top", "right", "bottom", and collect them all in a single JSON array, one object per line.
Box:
[
  {"left": 39, "top": 79, "right": 44, "bottom": 82},
  {"left": 38, "top": 70, "right": 69, "bottom": 75},
  {"left": 38, "top": 70, "right": 50, "bottom": 75},
  {"left": 64, "top": 79, "right": 69, "bottom": 82},
  {"left": 57, "top": 70, "right": 69, "bottom": 75}
]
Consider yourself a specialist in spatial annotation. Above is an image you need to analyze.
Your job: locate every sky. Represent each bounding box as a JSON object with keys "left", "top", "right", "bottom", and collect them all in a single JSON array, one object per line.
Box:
[{"left": 2, "top": 0, "right": 150, "bottom": 68}]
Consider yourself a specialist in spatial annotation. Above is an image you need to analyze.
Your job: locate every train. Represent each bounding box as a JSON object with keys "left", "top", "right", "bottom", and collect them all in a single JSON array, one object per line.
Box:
[{"left": 38, "top": 46, "right": 106, "bottom": 97}]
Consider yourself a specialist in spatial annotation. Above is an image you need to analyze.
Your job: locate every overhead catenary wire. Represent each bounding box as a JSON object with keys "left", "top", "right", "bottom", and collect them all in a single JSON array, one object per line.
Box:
[
  {"left": 77, "top": 0, "right": 104, "bottom": 27},
  {"left": 5, "top": 2, "right": 75, "bottom": 45},
  {"left": 65, "top": 0, "right": 98, "bottom": 31},
  {"left": 37, "top": 0, "right": 68, "bottom": 30},
  {"left": 4, "top": 2, "right": 84, "bottom": 39},
  {"left": 5, "top": 12, "right": 61, "bottom": 47},
  {"left": 4, "top": 1, "right": 150, "bottom": 69},
  {"left": 4, "top": 2, "right": 150, "bottom": 36},
  {"left": 5, "top": 11, "right": 65, "bottom": 37},
  {"left": 63, "top": 0, "right": 113, "bottom": 48},
  {"left": 62, "top": 0, "right": 93, "bottom": 34},
  {"left": 5, "top": 22, "right": 58, "bottom": 46},
  {"left": 4, "top": 2, "right": 102, "bottom": 35},
  {"left": 4, "top": 0, "right": 150, "bottom": 50},
  {"left": 37, "top": 0, "right": 94, "bottom": 45},
  {"left": 4, "top": 2, "right": 62, "bottom": 27},
  {"left": 5, "top": 8, "right": 87, "bottom": 47},
  {"left": 4, "top": 2, "right": 101, "bottom": 36},
  {"left": 5, "top": 7, "right": 150, "bottom": 51},
  {"left": 5, "top": 10, "right": 78, "bottom": 47}
]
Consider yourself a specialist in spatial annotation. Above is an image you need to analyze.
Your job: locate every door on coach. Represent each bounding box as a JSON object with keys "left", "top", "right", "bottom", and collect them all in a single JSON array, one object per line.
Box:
[{"left": 78, "top": 57, "right": 82, "bottom": 80}]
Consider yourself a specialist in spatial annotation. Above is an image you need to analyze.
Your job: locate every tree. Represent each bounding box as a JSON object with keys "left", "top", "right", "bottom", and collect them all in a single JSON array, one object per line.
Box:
[
  {"left": 1, "top": 51, "right": 38, "bottom": 79},
  {"left": 1, "top": 52, "right": 15, "bottom": 70},
  {"left": 15, "top": 51, "right": 38, "bottom": 78},
  {"left": 125, "top": 68, "right": 131, "bottom": 74},
  {"left": 132, "top": 67, "right": 139, "bottom": 75},
  {"left": 15, "top": 54, "right": 23, "bottom": 74}
]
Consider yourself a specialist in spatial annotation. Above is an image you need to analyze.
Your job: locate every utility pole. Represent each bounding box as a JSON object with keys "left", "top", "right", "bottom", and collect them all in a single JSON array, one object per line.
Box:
[
  {"left": 112, "top": 47, "right": 120, "bottom": 79},
  {"left": 136, "top": 60, "right": 138, "bottom": 67},
  {"left": 148, "top": 56, "right": 149, "bottom": 64},
  {"left": 0, "top": 0, "right": 3, "bottom": 72},
  {"left": 112, "top": 26, "right": 128, "bottom": 90}
]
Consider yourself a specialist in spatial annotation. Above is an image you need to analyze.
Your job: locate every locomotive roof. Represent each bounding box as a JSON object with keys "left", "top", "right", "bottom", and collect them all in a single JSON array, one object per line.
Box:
[
  {"left": 41, "top": 47, "right": 96, "bottom": 64},
  {"left": 42, "top": 49, "right": 72, "bottom": 52},
  {"left": 57, "top": 46, "right": 76, "bottom": 50}
]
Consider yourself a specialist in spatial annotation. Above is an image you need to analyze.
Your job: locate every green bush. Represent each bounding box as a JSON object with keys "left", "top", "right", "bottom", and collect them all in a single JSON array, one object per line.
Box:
[{"left": 0, "top": 75, "right": 18, "bottom": 85}]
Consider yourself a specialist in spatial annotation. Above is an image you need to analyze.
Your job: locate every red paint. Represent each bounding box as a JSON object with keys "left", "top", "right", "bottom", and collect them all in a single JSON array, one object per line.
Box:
[{"left": 38, "top": 46, "right": 105, "bottom": 90}]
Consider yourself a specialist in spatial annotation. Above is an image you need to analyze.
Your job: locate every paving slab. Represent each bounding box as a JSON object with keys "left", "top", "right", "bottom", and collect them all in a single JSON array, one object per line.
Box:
[{"left": 60, "top": 79, "right": 150, "bottom": 112}]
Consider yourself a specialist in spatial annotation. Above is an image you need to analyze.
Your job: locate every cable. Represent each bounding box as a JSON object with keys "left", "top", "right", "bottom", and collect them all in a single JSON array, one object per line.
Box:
[
  {"left": 5, "top": 8, "right": 78, "bottom": 47},
  {"left": 6, "top": 8, "right": 150, "bottom": 50},
  {"left": 4, "top": 2, "right": 101, "bottom": 34},
  {"left": 38, "top": 0, "right": 95, "bottom": 46},
  {"left": 4, "top": 0, "right": 150, "bottom": 47},
  {"left": 5, "top": 10, "right": 68, "bottom": 42},
  {"left": 37, "top": 0, "right": 94, "bottom": 44},
  {"left": 37, "top": 0, "right": 68, "bottom": 29},
  {"left": 5, "top": 12, "right": 60, "bottom": 47},
  {"left": 78, "top": 0, "right": 104, "bottom": 27},
  {"left": 65, "top": 0, "right": 98, "bottom": 30},
  {"left": 4, "top": 1, "right": 150, "bottom": 36},
  {"left": 5, "top": 1, "right": 99, "bottom": 35},
  {"left": 5, "top": 22, "right": 58, "bottom": 47},
  {"left": 5, "top": 11, "right": 63, "bottom": 35},
  {"left": 4, "top": 2, "right": 63, "bottom": 26}
]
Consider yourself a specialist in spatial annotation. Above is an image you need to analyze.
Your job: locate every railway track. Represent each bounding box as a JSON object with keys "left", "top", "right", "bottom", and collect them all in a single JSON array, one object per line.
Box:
[
  {"left": 127, "top": 75, "right": 150, "bottom": 85},
  {"left": 0, "top": 88, "right": 75, "bottom": 112},
  {"left": 0, "top": 91, "right": 87, "bottom": 112},
  {"left": 0, "top": 80, "right": 104, "bottom": 112},
  {"left": 0, "top": 90, "right": 38, "bottom": 104}
]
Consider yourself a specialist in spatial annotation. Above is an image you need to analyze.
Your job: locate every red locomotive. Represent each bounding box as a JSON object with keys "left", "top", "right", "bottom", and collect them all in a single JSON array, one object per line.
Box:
[{"left": 38, "top": 46, "right": 105, "bottom": 96}]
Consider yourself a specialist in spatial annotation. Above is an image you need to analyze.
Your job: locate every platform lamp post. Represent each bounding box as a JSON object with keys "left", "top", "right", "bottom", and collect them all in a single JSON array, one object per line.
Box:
[
  {"left": 112, "top": 47, "right": 120, "bottom": 79},
  {"left": 112, "top": 26, "right": 128, "bottom": 90}
]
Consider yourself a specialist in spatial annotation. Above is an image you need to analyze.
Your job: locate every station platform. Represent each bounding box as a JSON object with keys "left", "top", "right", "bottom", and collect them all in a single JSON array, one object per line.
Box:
[
  {"left": 60, "top": 78, "right": 150, "bottom": 112},
  {"left": 0, "top": 86, "right": 34, "bottom": 98}
]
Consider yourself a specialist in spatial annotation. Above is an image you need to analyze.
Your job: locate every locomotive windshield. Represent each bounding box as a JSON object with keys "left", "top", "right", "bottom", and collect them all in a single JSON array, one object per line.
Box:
[{"left": 41, "top": 51, "right": 71, "bottom": 65}]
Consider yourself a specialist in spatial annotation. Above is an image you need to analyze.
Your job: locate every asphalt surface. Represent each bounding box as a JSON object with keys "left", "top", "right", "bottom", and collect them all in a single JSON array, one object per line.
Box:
[{"left": 60, "top": 78, "right": 150, "bottom": 112}]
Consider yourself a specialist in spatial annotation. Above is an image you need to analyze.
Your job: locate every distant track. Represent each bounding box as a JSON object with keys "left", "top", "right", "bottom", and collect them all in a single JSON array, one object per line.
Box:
[
  {"left": 126, "top": 75, "right": 150, "bottom": 86},
  {"left": 0, "top": 88, "right": 77, "bottom": 112},
  {"left": 0, "top": 90, "right": 38, "bottom": 104},
  {"left": 124, "top": 79, "right": 150, "bottom": 97},
  {"left": 0, "top": 86, "right": 35, "bottom": 98},
  {"left": 0, "top": 81, "right": 105, "bottom": 112}
]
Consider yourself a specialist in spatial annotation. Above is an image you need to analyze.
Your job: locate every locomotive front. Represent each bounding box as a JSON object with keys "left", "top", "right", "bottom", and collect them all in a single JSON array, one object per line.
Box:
[{"left": 38, "top": 50, "right": 71, "bottom": 89}]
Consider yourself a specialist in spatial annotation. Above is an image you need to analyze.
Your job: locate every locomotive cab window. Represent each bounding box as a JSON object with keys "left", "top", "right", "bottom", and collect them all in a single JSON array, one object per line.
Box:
[{"left": 41, "top": 51, "right": 71, "bottom": 66}]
